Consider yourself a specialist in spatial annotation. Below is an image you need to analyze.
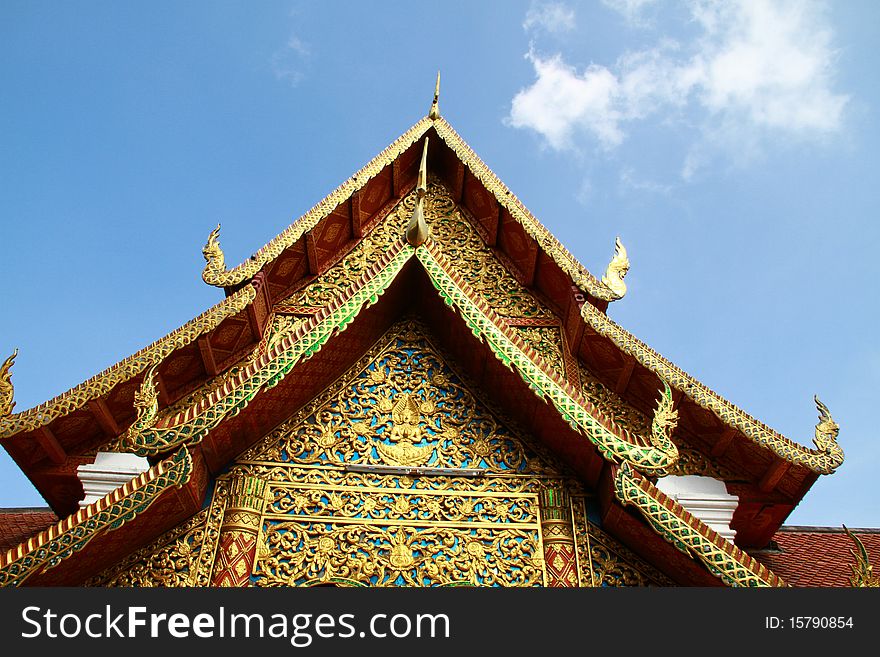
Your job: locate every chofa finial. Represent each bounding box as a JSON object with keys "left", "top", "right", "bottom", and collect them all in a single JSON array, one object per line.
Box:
[
  {"left": 428, "top": 71, "right": 441, "bottom": 120},
  {"left": 0, "top": 349, "right": 18, "bottom": 417},
  {"left": 406, "top": 138, "right": 431, "bottom": 246},
  {"left": 601, "top": 236, "right": 630, "bottom": 300},
  {"left": 202, "top": 223, "right": 227, "bottom": 282}
]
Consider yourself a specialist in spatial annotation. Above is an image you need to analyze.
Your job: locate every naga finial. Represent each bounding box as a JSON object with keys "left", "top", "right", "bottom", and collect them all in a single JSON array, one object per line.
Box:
[
  {"left": 428, "top": 71, "right": 441, "bottom": 120},
  {"left": 651, "top": 378, "right": 679, "bottom": 456},
  {"left": 132, "top": 364, "right": 160, "bottom": 427},
  {"left": 601, "top": 236, "right": 629, "bottom": 300},
  {"left": 202, "top": 223, "right": 226, "bottom": 280},
  {"left": 0, "top": 349, "right": 18, "bottom": 417},
  {"left": 813, "top": 395, "right": 840, "bottom": 451},
  {"left": 406, "top": 138, "right": 431, "bottom": 246},
  {"left": 844, "top": 525, "right": 879, "bottom": 587}
]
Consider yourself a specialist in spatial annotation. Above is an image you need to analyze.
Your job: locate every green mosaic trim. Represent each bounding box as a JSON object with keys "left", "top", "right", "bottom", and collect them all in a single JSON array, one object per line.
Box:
[{"left": 416, "top": 244, "right": 678, "bottom": 473}]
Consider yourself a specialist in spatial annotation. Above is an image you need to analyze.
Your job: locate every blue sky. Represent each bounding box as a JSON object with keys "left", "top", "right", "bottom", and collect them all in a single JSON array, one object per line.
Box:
[{"left": 1, "top": 1, "right": 878, "bottom": 529}]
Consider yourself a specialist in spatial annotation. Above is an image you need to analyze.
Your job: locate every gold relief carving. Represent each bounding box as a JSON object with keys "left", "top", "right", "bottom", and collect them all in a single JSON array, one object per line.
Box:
[
  {"left": 220, "top": 318, "right": 603, "bottom": 587},
  {"left": 514, "top": 326, "right": 565, "bottom": 378},
  {"left": 88, "top": 509, "right": 209, "bottom": 587},
  {"left": 659, "top": 445, "right": 740, "bottom": 480},
  {"left": 578, "top": 364, "right": 650, "bottom": 440},
  {"left": 570, "top": 496, "right": 673, "bottom": 587},
  {"left": 374, "top": 394, "right": 435, "bottom": 467},
  {"left": 426, "top": 182, "right": 554, "bottom": 320},
  {"left": 254, "top": 521, "right": 543, "bottom": 587},
  {"left": 240, "top": 319, "right": 569, "bottom": 477}
]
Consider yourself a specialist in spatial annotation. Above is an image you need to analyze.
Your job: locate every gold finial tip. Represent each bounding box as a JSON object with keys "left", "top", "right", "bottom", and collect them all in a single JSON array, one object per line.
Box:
[{"left": 429, "top": 70, "right": 441, "bottom": 120}]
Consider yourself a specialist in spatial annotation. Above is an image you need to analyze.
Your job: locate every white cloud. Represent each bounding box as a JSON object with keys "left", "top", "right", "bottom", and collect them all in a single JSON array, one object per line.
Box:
[
  {"left": 619, "top": 167, "right": 672, "bottom": 194},
  {"left": 693, "top": 1, "right": 847, "bottom": 134},
  {"left": 602, "top": 0, "right": 659, "bottom": 26},
  {"left": 272, "top": 34, "right": 311, "bottom": 86},
  {"left": 523, "top": 1, "right": 576, "bottom": 34},
  {"left": 508, "top": 0, "right": 849, "bottom": 175},
  {"left": 508, "top": 51, "right": 622, "bottom": 150}
]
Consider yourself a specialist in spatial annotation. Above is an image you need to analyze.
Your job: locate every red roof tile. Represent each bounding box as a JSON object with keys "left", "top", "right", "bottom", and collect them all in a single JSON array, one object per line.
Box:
[
  {"left": 751, "top": 526, "right": 880, "bottom": 587},
  {"left": 0, "top": 508, "right": 58, "bottom": 553}
]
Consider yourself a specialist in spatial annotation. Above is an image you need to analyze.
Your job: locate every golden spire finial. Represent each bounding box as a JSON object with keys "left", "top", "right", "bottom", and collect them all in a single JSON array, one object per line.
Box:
[
  {"left": 406, "top": 138, "right": 431, "bottom": 246},
  {"left": 202, "top": 223, "right": 227, "bottom": 282},
  {"left": 601, "top": 236, "right": 630, "bottom": 300},
  {"left": 428, "top": 71, "right": 441, "bottom": 120},
  {"left": 844, "top": 525, "right": 879, "bottom": 587},
  {"left": 0, "top": 349, "right": 18, "bottom": 417}
]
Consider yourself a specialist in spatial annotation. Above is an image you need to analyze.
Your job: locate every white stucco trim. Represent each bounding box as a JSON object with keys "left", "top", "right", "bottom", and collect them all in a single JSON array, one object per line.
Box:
[
  {"left": 76, "top": 452, "right": 151, "bottom": 508},
  {"left": 655, "top": 474, "right": 739, "bottom": 542}
]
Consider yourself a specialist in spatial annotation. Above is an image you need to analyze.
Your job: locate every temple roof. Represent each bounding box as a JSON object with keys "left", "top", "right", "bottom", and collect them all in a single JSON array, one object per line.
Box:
[{"left": 0, "top": 87, "right": 845, "bottom": 569}]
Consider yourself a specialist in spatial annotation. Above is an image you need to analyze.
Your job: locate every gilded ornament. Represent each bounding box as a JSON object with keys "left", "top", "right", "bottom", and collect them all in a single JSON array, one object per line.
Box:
[
  {"left": 601, "top": 236, "right": 629, "bottom": 300},
  {"left": 844, "top": 525, "right": 879, "bottom": 587},
  {"left": 405, "top": 138, "right": 430, "bottom": 246},
  {"left": 0, "top": 349, "right": 17, "bottom": 417},
  {"left": 201, "top": 223, "right": 226, "bottom": 284}
]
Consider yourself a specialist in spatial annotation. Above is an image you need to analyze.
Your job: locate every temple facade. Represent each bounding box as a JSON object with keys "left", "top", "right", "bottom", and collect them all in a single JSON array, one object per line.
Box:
[{"left": 1, "top": 82, "right": 877, "bottom": 587}]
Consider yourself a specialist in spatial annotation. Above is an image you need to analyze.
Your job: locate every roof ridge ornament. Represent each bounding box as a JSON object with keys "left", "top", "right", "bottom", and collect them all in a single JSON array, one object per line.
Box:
[
  {"left": 0, "top": 349, "right": 18, "bottom": 417},
  {"left": 406, "top": 138, "right": 431, "bottom": 246},
  {"left": 601, "top": 236, "right": 629, "bottom": 300},
  {"left": 843, "top": 525, "right": 880, "bottom": 587},
  {"left": 428, "top": 71, "right": 440, "bottom": 120},
  {"left": 202, "top": 223, "right": 227, "bottom": 285},
  {"left": 812, "top": 394, "right": 841, "bottom": 454}
]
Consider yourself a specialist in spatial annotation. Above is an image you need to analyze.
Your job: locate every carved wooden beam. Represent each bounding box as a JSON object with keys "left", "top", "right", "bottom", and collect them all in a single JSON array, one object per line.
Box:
[
  {"left": 711, "top": 426, "right": 738, "bottom": 458},
  {"left": 305, "top": 230, "right": 320, "bottom": 275},
  {"left": 350, "top": 190, "right": 364, "bottom": 238},
  {"left": 615, "top": 357, "right": 636, "bottom": 395},
  {"left": 452, "top": 160, "right": 465, "bottom": 204},
  {"left": 154, "top": 370, "right": 172, "bottom": 407},
  {"left": 36, "top": 426, "right": 66, "bottom": 465},
  {"left": 197, "top": 336, "right": 220, "bottom": 377},
  {"left": 87, "top": 398, "right": 120, "bottom": 437},
  {"left": 564, "top": 285, "right": 587, "bottom": 355},
  {"left": 391, "top": 159, "right": 401, "bottom": 198},
  {"left": 759, "top": 461, "right": 791, "bottom": 493}
]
